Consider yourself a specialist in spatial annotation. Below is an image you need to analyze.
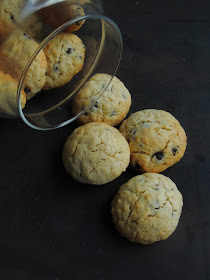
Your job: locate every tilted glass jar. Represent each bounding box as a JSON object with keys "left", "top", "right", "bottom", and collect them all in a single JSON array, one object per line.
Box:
[{"left": 0, "top": 0, "right": 122, "bottom": 130}]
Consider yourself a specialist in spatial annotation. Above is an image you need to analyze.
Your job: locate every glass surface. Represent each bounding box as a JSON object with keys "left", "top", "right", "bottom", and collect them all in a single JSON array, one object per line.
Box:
[{"left": 0, "top": 0, "right": 122, "bottom": 130}]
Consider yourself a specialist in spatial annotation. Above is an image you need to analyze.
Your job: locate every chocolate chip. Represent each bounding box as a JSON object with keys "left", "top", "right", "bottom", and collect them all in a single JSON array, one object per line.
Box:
[
  {"left": 94, "top": 102, "right": 98, "bottom": 108},
  {"left": 111, "top": 110, "right": 116, "bottom": 116},
  {"left": 172, "top": 212, "right": 174, "bottom": 217},
  {"left": 154, "top": 151, "right": 164, "bottom": 160},
  {"left": 131, "top": 129, "right": 136, "bottom": 135},
  {"left": 133, "top": 163, "right": 140, "bottom": 170},
  {"left": 54, "top": 64, "right": 59, "bottom": 71},
  {"left": 76, "top": 21, "right": 81, "bottom": 26},
  {"left": 79, "top": 55, "right": 82, "bottom": 59},
  {"left": 66, "top": 48, "right": 73, "bottom": 54},
  {"left": 172, "top": 147, "right": 178, "bottom": 155},
  {"left": 23, "top": 32, "right": 31, "bottom": 39},
  {"left": 84, "top": 112, "right": 88, "bottom": 116},
  {"left": 133, "top": 162, "right": 143, "bottom": 171},
  {"left": 10, "top": 14, "right": 15, "bottom": 21},
  {"left": 24, "top": 87, "right": 31, "bottom": 94}
]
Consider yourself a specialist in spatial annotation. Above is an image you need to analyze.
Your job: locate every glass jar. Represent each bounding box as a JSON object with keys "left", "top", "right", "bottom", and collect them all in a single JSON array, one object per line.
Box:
[{"left": 0, "top": 0, "right": 122, "bottom": 130}]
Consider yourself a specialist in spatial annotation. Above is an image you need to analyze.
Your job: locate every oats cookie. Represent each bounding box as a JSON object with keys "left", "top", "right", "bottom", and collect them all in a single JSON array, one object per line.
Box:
[
  {"left": 119, "top": 109, "right": 187, "bottom": 173},
  {"left": 43, "top": 32, "right": 86, "bottom": 90},
  {"left": 0, "top": 29, "right": 47, "bottom": 100},
  {"left": 63, "top": 122, "right": 130, "bottom": 185},
  {"left": 73, "top": 74, "right": 131, "bottom": 126},
  {"left": 112, "top": 173, "right": 183, "bottom": 244},
  {"left": 0, "top": 71, "right": 26, "bottom": 116},
  {"left": 0, "top": 0, "right": 42, "bottom": 41}
]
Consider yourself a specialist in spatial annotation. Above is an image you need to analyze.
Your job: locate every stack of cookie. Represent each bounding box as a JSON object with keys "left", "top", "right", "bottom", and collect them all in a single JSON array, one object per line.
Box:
[
  {"left": 63, "top": 73, "right": 187, "bottom": 245},
  {"left": 0, "top": 1, "right": 86, "bottom": 115}
]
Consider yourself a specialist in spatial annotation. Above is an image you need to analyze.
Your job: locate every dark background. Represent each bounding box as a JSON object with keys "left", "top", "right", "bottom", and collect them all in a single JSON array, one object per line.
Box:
[{"left": 0, "top": 0, "right": 210, "bottom": 279}]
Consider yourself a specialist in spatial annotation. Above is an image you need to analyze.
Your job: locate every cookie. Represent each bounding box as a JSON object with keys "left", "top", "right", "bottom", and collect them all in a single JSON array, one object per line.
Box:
[
  {"left": 0, "top": 29, "right": 47, "bottom": 100},
  {"left": 65, "top": 4, "right": 85, "bottom": 32},
  {"left": 43, "top": 32, "right": 86, "bottom": 90},
  {"left": 112, "top": 173, "right": 183, "bottom": 244},
  {"left": 63, "top": 122, "right": 130, "bottom": 185},
  {"left": 73, "top": 74, "right": 131, "bottom": 126},
  {"left": 0, "top": 0, "right": 43, "bottom": 41},
  {"left": 0, "top": 71, "right": 26, "bottom": 116},
  {"left": 38, "top": 3, "right": 85, "bottom": 33},
  {"left": 119, "top": 109, "right": 187, "bottom": 173}
]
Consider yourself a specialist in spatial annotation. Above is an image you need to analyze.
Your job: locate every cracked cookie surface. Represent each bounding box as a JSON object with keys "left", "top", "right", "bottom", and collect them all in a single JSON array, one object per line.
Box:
[
  {"left": 43, "top": 32, "right": 85, "bottom": 90},
  {"left": 0, "top": 71, "right": 26, "bottom": 115},
  {"left": 119, "top": 109, "right": 187, "bottom": 173},
  {"left": 0, "top": 29, "right": 47, "bottom": 100},
  {"left": 63, "top": 122, "right": 130, "bottom": 185},
  {"left": 73, "top": 74, "right": 131, "bottom": 126},
  {"left": 38, "top": 3, "right": 85, "bottom": 33},
  {"left": 111, "top": 173, "right": 183, "bottom": 244},
  {"left": 0, "top": 0, "right": 43, "bottom": 41}
]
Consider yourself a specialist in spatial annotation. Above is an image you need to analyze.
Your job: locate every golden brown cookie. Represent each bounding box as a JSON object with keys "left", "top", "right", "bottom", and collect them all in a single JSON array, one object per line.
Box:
[
  {"left": 73, "top": 74, "right": 131, "bottom": 126},
  {"left": 112, "top": 173, "right": 183, "bottom": 244},
  {"left": 63, "top": 122, "right": 130, "bottom": 185},
  {"left": 0, "top": 29, "right": 47, "bottom": 100},
  {"left": 119, "top": 109, "right": 187, "bottom": 173},
  {"left": 0, "top": 71, "right": 26, "bottom": 115},
  {"left": 43, "top": 32, "right": 86, "bottom": 90},
  {"left": 37, "top": 3, "right": 85, "bottom": 33},
  {"left": 0, "top": 0, "right": 43, "bottom": 41}
]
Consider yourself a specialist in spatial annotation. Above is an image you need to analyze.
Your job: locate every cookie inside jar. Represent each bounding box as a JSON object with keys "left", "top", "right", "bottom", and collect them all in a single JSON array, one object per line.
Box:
[{"left": 0, "top": 1, "right": 122, "bottom": 130}]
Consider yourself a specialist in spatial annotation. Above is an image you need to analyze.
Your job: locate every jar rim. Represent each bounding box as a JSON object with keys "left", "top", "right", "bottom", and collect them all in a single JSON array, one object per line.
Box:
[{"left": 17, "top": 14, "right": 122, "bottom": 130}]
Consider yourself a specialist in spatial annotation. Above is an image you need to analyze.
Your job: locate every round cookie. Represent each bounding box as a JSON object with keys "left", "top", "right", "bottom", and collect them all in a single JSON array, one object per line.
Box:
[
  {"left": 38, "top": 3, "right": 85, "bottom": 33},
  {"left": 73, "top": 74, "right": 131, "bottom": 126},
  {"left": 0, "top": 29, "right": 47, "bottom": 100},
  {"left": 119, "top": 109, "right": 187, "bottom": 173},
  {"left": 0, "top": 0, "right": 43, "bottom": 41},
  {"left": 63, "top": 122, "right": 130, "bottom": 185},
  {"left": 112, "top": 173, "right": 183, "bottom": 244},
  {"left": 65, "top": 4, "right": 85, "bottom": 33},
  {"left": 43, "top": 32, "right": 86, "bottom": 90},
  {"left": 0, "top": 71, "right": 26, "bottom": 116}
]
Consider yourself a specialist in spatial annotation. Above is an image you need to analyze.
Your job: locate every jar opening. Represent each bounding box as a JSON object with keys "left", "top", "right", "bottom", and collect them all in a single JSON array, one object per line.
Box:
[{"left": 17, "top": 15, "right": 122, "bottom": 130}]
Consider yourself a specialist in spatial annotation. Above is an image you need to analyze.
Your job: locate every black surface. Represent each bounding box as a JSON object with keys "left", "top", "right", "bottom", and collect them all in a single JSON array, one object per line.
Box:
[{"left": 0, "top": 0, "right": 210, "bottom": 279}]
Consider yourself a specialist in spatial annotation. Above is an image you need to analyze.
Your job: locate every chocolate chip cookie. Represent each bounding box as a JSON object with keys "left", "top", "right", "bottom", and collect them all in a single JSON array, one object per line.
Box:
[
  {"left": 0, "top": 71, "right": 26, "bottom": 115},
  {"left": 119, "top": 109, "right": 187, "bottom": 173},
  {"left": 43, "top": 32, "right": 86, "bottom": 90},
  {"left": 0, "top": 0, "right": 42, "bottom": 41},
  {"left": 112, "top": 173, "right": 183, "bottom": 244},
  {"left": 73, "top": 73, "right": 131, "bottom": 126},
  {"left": 0, "top": 29, "right": 47, "bottom": 100},
  {"left": 63, "top": 122, "right": 130, "bottom": 185}
]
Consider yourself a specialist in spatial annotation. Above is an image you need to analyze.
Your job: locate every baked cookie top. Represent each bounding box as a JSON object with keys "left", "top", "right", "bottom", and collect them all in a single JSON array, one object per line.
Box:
[
  {"left": 73, "top": 74, "right": 131, "bottom": 126},
  {"left": 0, "top": 70, "right": 26, "bottom": 115},
  {"left": 43, "top": 32, "right": 85, "bottom": 90},
  {"left": 37, "top": 3, "right": 85, "bottom": 33},
  {"left": 0, "top": 29, "right": 47, "bottom": 99},
  {"left": 0, "top": 0, "right": 43, "bottom": 41},
  {"left": 112, "top": 173, "right": 183, "bottom": 244},
  {"left": 119, "top": 109, "right": 187, "bottom": 173},
  {"left": 63, "top": 122, "right": 130, "bottom": 185}
]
